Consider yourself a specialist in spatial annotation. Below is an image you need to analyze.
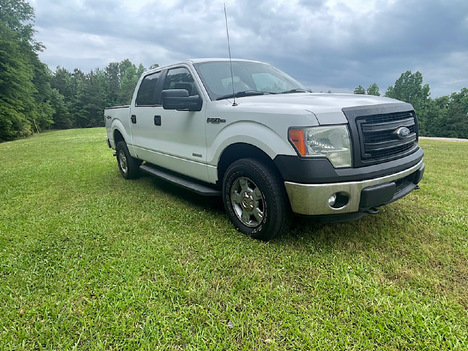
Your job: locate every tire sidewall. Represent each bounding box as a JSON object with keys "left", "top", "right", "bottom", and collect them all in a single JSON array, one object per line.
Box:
[{"left": 116, "top": 141, "right": 139, "bottom": 179}]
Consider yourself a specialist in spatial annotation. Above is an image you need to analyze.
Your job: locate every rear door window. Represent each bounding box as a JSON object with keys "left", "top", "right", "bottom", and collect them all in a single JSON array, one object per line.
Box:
[{"left": 135, "top": 71, "right": 162, "bottom": 106}]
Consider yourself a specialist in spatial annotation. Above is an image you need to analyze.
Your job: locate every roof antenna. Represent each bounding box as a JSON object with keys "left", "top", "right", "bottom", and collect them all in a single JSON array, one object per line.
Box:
[{"left": 224, "top": 3, "right": 237, "bottom": 106}]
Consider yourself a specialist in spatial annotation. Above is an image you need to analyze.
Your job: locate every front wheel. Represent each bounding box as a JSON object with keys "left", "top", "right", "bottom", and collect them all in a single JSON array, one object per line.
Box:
[
  {"left": 116, "top": 141, "right": 141, "bottom": 179},
  {"left": 222, "top": 159, "right": 290, "bottom": 241}
]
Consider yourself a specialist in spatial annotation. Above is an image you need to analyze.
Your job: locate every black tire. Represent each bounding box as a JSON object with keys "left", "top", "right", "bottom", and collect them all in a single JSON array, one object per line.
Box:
[
  {"left": 116, "top": 141, "right": 141, "bottom": 179},
  {"left": 222, "top": 158, "right": 290, "bottom": 241}
]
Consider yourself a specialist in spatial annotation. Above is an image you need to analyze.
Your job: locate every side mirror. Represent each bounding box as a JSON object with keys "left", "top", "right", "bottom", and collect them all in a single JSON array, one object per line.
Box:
[{"left": 161, "top": 89, "right": 203, "bottom": 112}]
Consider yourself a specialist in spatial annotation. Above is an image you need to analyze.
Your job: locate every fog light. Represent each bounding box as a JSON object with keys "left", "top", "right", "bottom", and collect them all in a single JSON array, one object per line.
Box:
[
  {"left": 328, "top": 192, "right": 349, "bottom": 209},
  {"left": 328, "top": 194, "right": 337, "bottom": 207}
]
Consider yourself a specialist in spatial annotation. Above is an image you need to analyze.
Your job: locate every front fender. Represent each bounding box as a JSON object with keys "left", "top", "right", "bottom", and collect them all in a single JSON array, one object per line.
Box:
[{"left": 207, "top": 121, "right": 296, "bottom": 166}]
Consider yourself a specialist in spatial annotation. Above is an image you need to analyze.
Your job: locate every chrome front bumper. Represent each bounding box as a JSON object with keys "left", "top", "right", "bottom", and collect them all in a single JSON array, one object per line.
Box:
[{"left": 284, "top": 160, "right": 425, "bottom": 216}]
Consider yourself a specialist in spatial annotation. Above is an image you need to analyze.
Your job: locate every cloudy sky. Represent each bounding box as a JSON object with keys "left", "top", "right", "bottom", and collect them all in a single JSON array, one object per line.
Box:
[{"left": 30, "top": 0, "right": 468, "bottom": 97}]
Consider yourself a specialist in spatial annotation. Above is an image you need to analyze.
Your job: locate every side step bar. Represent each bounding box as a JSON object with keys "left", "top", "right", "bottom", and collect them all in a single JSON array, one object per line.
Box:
[{"left": 140, "top": 163, "right": 221, "bottom": 197}]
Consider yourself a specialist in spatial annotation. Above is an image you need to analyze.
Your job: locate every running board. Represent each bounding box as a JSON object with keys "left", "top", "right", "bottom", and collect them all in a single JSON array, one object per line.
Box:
[{"left": 139, "top": 163, "right": 221, "bottom": 197}]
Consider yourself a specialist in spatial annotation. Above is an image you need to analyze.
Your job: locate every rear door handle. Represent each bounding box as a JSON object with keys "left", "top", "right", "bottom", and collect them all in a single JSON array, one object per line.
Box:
[
  {"left": 131, "top": 115, "right": 137, "bottom": 124},
  {"left": 154, "top": 115, "right": 161, "bottom": 126}
]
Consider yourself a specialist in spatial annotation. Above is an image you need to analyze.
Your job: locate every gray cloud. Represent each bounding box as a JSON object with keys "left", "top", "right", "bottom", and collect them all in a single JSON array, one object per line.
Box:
[{"left": 32, "top": 0, "right": 468, "bottom": 97}]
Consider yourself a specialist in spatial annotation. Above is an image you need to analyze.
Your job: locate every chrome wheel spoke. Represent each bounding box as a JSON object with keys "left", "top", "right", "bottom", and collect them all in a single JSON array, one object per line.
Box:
[
  {"left": 241, "top": 211, "right": 251, "bottom": 224},
  {"left": 231, "top": 191, "right": 242, "bottom": 205},
  {"left": 253, "top": 207, "right": 264, "bottom": 223},
  {"left": 253, "top": 187, "right": 262, "bottom": 201},
  {"left": 239, "top": 178, "right": 249, "bottom": 192},
  {"left": 119, "top": 151, "right": 128, "bottom": 173}
]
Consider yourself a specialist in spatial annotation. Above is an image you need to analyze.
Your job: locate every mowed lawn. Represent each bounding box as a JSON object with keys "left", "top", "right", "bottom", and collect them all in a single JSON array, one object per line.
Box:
[{"left": 0, "top": 128, "right": 467, "bottom": 350}]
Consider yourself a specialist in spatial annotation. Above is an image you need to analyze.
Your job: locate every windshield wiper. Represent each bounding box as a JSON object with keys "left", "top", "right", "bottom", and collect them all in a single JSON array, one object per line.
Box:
[
  {"left": 216, "top": 90, "right": 266, "bottom": 101},
  {"left": 278, "top": 88, "right": 310, "bottom": 94}
]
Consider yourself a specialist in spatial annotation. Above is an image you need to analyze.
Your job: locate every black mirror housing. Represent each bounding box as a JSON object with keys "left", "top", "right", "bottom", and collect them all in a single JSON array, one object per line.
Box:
[{"left": 162, "top": 89, "right": 203, "bottom": 111}]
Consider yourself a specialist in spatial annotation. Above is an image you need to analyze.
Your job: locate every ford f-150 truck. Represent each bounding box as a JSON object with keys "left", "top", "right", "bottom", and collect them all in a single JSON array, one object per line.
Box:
[{"left": 105, "top": 59, "right": 425, "bottom": 240}]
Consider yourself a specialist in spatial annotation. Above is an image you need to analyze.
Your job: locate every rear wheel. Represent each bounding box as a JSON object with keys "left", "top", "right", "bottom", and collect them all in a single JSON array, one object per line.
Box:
[
  {"left": 116, "top": 141, "right": 141, "bottom": 179},
  {"left": 222, "top": 159, "right": 290, "bottom": 241}
]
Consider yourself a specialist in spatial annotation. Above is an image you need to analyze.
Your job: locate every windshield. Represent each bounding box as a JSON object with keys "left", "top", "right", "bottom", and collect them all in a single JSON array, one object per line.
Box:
[{"left": 193, "top": 61, "right": 306, "bottom": 101}]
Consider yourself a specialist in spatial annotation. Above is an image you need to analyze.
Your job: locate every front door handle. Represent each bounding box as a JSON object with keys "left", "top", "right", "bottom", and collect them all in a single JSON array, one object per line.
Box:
[
  {"left": 131, "top": 115, "right": 137, "bottom": 124},
  {"left": 154, "top": 115, "right": 161, "bottom": 126}
]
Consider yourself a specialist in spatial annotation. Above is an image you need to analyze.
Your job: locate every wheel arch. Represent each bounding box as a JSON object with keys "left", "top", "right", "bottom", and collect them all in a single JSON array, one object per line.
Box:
[
  {"left": 109, "top": 118, "right": 131, "bottom": 149},
  {"left": 111, "top": 122, "right": 137, "bottom": 158},
  {"left": 217, "top": 143, "right": 283, "bottom": 187},
  {"left": 113, "top": 129, "right": 125, "bottom": 146}
]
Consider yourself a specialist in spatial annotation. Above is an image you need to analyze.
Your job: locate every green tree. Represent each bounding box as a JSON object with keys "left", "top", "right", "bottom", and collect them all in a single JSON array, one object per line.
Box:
[
  {"left": 0, "top": 0, "right": 40, "bottom": 49},
  {"left": 119, "top": 64, "right": 138, "bottom": 104},
  {"left": 33, "top": 101, "right": 54, "bottom": 132},
  {"left": 104, "top": 60, "right": 146, "bottom": 106},
  {"left": 354, "top": 85, "right": 366, "bottom": 94},
  {"left": 0, "top": 0, "right": 59, "bottom": 140},
  {"left": 0, "top": 22, "right": 36, "bottom": 140},
  {"left": 51, "top": 67, "right": 73, "bottom": 99},
  {"left": 385, "top": 71, "right": 430, "bottom": 110},
  {"left": 74, "top": 70, "right": 107, "bottom": 128},
  {"left": 49, "top": 88, "right": 72, "bottom": 129},
  {"left": 117, "top": 59, "right": 143, "bottom": 105},
  {"left": 29, "top": 53, "right": 56, "bottom": 131},
  {"left": 386, "top": 71, "right": 431, "bottom": 135},
  {"left": 443, "top": 89, "right": 468, "bottom": 138},
  {"left": 104, "top": 62, "right": 120, "bottom": 106},
  {"left": 50, "top": 67, "right": 75, "bottom": 128},
  {"left": 137, "top": 64, "right": 145, "bottom": 78},
  {"left": 50, "top": 60, "right": 148, "bottom": 129},
  {"left": 70, "top": 69, "right": 102, "bottom": 128},
  {"left": 367, "top": 83, "right": 380, "bottom": 96},
  {"left": 423, "top": 97, "right": 447, "bottom": 137}
]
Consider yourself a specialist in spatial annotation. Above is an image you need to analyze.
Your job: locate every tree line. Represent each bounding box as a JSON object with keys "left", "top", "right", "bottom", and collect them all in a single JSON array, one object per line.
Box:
[
  {"left": 1, "top": 0, "right": 467, "bottom": 142},
  {"left": 47, "top": 61, "right": 150, "bottom": 130},
  {"left": 0, "top": 0, "right": 155, "bottom": 141}
]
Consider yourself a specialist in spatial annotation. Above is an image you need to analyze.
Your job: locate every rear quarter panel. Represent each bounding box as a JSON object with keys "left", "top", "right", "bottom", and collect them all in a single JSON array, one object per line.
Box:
[{"left": 104, "top": 107, "right": 132, "bottom": 151}]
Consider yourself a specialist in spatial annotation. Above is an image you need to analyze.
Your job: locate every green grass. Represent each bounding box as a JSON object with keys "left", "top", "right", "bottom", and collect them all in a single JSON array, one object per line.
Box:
[{"left": 0, "top": 128, "right": 467, "bottom": 350}]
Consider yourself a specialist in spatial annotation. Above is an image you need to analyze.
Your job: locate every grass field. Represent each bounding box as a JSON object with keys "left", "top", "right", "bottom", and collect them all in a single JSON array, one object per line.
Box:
[{"left": 0, "top": 128, "right": 467, "bottom": 350}]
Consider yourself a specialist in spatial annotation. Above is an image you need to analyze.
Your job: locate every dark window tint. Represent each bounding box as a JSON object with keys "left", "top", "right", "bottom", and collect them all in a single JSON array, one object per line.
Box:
[
  {"left": 162, "top": 67, "right": 199, "bottom": 96},
  {"left": 135, "top": 71, "right": 161, "bottom": 106}
]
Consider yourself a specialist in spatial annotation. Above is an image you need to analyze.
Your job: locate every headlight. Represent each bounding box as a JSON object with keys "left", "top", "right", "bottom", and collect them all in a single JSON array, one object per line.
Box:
[{"left": 289, "top": 125, "right": 352, "bottom": 168}]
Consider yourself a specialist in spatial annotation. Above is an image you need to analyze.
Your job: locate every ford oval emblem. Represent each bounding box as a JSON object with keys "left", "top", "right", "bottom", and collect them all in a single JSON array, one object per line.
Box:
[{"left": 395, "top": 127, "right": 411, "bottom": 139}]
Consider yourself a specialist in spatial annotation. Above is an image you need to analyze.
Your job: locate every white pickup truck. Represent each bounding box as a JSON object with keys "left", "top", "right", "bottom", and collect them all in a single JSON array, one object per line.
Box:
[{"left": 105, "top": 59, "right": 425, "bottom": 240}]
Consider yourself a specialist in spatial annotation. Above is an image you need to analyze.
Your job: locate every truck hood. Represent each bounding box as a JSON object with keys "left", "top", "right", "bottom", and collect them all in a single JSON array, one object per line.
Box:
[{"left": 230, "top": 93, "right": 404, "bottom": 125}]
